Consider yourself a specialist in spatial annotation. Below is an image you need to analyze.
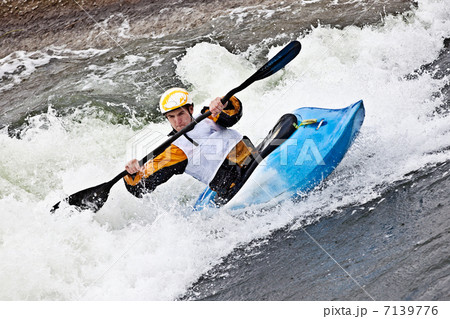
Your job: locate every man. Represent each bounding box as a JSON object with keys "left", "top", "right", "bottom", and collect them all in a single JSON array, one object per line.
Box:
[{"left": 124, "top": 87, "right": 256, "bottom": 201}]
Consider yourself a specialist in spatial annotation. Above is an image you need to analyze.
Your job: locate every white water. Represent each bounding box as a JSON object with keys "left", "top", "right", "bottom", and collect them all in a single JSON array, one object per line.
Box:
[
  {"left": 0, "top": 48, "right": 110, "bottom": 93},
  {"left": 1, "top": 0, "right": 450, "bottom": 300}
]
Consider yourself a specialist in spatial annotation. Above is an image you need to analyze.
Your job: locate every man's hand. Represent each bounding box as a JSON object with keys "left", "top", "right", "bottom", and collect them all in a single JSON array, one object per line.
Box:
[
  {"left": 209, "top": 97, "right": 228, "bottom": 117},
  {"left": 125, "top": 159, "right": 144, "bottom": 175}
]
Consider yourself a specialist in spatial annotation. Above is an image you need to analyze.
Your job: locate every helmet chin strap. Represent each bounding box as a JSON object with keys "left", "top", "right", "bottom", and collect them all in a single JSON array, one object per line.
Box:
[{"left": 187, "top": 104, "right": 195, "bottom": 122}]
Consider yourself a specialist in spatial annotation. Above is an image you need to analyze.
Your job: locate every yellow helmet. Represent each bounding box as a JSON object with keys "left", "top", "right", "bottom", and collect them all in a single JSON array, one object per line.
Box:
[{"left": 159, "top": 87, "right": 192, "bottom": 114}]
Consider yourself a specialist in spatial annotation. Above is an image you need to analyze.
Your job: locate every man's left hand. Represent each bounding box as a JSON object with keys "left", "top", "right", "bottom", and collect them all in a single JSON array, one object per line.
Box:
[{"left": 209, "top": 97, "right": 228, "bottom": 117}]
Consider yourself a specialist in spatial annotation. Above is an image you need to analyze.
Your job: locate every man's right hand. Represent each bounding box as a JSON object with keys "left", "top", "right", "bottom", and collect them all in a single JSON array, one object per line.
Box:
[
  {"left": 209, "top": 97, "right": 227, "bottom": 117},
  {"left": 125, "top": 159, "right": 143, "bottom": 175}
]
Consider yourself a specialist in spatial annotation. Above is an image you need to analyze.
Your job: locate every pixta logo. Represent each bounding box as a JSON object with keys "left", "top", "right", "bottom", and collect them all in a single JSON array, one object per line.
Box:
[
  {"left": 254, "top": 138, "right": 325, "bottom": 167},
  {"left": 126, "top": 127, "right": 165, "bottom": 162}
]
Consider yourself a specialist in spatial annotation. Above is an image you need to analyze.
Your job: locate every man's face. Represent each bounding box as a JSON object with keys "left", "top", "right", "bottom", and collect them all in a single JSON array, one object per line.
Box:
[{"left": 165, "top": 105, "right": 193, "bottom": 132}]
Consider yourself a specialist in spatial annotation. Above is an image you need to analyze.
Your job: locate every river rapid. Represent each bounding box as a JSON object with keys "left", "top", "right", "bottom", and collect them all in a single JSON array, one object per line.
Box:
[{"left": 0, "top": 0, "right": 449, "bottom": 300}]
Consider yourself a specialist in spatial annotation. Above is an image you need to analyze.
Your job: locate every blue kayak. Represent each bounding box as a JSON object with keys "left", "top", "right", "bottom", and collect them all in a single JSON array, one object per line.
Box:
[{"left": 194, "top": 100, "right": 365, "bottom": 210}]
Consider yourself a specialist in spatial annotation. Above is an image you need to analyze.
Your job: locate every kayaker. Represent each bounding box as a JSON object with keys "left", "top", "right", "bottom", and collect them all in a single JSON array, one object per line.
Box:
[{"left": 124, "top": 87, "right": 257, "bottom": 201}]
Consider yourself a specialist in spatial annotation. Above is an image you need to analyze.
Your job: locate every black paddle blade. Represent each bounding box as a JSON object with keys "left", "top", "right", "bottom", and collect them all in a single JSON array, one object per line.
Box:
[
  {"left": 252, "top": 40, "right": 301, "bottom": 80},
  {"left": 51, "top": 181, "right": 112, "bottom": 214},
  {"left": 222, "top": 40, "right": 301, "bottom": 103}
]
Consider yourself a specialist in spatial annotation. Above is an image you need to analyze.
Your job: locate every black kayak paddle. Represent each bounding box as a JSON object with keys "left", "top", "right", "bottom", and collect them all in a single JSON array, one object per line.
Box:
[{"left": 51, "top": 40, "right": 301, "bottom": 213}]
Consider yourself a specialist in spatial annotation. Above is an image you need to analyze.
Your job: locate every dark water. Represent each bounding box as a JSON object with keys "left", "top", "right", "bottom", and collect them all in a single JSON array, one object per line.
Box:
[
  {"left": 0, "top": 0, "right": 416, "bottom": 131},
  {"left": 182, "top": 160, "right": 450, "bottom": 300}
]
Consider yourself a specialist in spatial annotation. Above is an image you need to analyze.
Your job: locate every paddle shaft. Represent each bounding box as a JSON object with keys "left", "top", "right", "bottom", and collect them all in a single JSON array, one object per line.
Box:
[
  {"left": 109, "top": 110, "right": 214, "bottom": 186},
  {"left": 107, "top": 82, "right": 267, "bottom": 188}
]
